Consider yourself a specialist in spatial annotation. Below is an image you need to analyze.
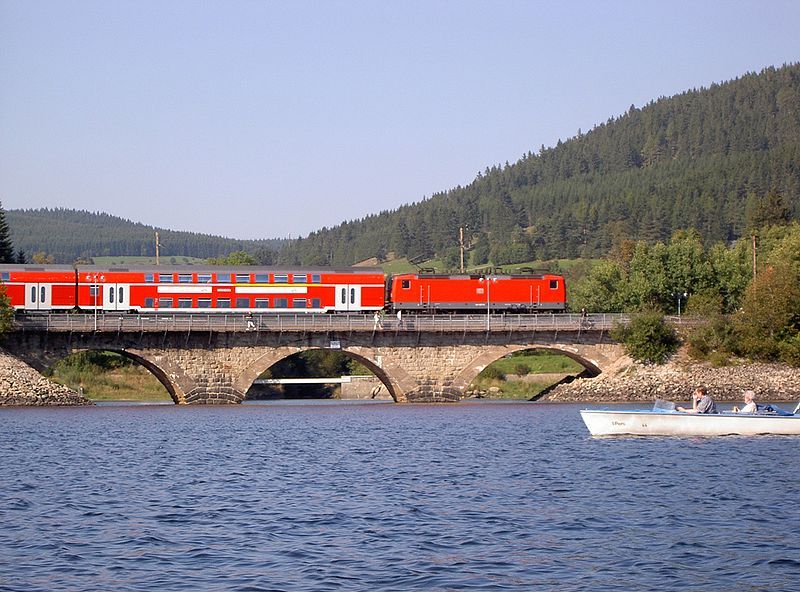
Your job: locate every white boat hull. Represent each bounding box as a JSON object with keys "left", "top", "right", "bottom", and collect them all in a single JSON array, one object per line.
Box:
[{"left": 580, "top": 410, "right": 800, "bottom": 436}]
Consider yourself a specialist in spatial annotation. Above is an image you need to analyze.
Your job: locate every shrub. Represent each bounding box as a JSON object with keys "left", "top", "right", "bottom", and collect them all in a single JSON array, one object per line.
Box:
[
  {"left": 514, "top": 363, "right": 530, "bottom": 377},
  {"left": 481, "top": 366, "right": 506, "bottom": 381},
  {"left": 611, "top": 309, "right": 680, "bottom": 364}
]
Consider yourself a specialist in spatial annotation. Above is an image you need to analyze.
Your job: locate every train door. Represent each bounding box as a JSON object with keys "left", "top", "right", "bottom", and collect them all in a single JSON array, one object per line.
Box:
[
  {"left": 102, "top": 284, "right": 130, "bottom": 311},
  {"left": 334, "top": 285, "right": 362, "bottom": 311},
  {"left": 24, "top": 284, "right": 53, "bottom": 311}
]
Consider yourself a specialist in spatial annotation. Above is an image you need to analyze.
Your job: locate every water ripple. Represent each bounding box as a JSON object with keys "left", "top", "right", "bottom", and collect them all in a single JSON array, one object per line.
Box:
[{"left": 1, "top": 403, "right": 799, "bottom": 591}]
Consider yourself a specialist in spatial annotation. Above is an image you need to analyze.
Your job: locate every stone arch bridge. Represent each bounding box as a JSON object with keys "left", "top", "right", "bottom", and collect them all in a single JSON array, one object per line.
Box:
[{"left": 5, "top": 313, "right": 629, "bottom": 404}]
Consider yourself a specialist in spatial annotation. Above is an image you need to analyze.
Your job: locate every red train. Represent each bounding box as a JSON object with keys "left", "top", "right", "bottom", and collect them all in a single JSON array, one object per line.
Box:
[{"left": 0, "top": 265, "right": 566, "bottom": 314}]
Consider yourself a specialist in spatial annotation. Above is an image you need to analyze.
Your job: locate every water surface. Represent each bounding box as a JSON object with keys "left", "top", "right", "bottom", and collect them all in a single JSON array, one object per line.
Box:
[{"left": 1, "top": 402, "right": 798, "bottom": 591}]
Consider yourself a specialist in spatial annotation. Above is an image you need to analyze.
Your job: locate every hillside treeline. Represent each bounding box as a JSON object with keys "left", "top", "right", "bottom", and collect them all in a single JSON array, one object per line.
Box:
[
  {"left": 7, "top": 208, "right": 285, "bottom": 263},
  {"left": 276, "top": 64, "right": 800, "bottom": 267}
]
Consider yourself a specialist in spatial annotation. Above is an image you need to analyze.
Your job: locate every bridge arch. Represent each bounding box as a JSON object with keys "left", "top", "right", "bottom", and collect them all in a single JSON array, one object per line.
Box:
[
  {"left": 234, "top": 346, "right": 400, "bottom": 403},
  {"left": 451, "top": 344, "right": 605, "bottom": 399}
]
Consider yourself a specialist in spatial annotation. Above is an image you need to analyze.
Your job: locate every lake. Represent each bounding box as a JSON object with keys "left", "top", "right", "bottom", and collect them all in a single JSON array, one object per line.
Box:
[{"left": 1, "top": 401, "right": 798, "bottom": 591}]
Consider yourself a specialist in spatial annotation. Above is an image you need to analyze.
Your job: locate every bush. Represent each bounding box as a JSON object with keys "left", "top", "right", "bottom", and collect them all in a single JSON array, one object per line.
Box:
[
  {"left": 481, "top": 366, "right": 506, "bottom": 381},
  {"left": 611, "top": 309, "right": 680, "bottom": 364},
  {"left": 514, "top": 363, "right": 530, "bottom": 377}
]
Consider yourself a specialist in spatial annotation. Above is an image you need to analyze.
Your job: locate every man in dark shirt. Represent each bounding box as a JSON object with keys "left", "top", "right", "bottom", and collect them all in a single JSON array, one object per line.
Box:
[{"left": 676, "top": 386, "right": 718, "bottom": 414}]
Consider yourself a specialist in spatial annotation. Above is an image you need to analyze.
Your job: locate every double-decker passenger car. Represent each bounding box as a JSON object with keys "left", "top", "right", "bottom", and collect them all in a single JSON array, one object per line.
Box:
[
  {"left": 0, "top": 265, "right": 78, "bottom": 311},
  {"left": 2, "top": 265, "right": 386, "bottom": 314},
  {"left": 389, "top": 271, "right": 566, "bottom": 312}
]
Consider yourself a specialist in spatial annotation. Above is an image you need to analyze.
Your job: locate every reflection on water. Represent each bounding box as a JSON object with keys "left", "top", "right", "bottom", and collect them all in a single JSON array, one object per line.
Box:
[{"left": 1, "top": 401, "right": 798, "bottom": 591}]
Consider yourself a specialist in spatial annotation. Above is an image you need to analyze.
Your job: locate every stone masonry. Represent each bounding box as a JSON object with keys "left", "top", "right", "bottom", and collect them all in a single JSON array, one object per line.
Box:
[{"left": 4, "top": 327, "right": 622, "bottom": 404}]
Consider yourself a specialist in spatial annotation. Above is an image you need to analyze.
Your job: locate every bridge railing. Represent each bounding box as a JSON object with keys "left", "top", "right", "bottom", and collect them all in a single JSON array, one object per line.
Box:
[{"left": 12, "top": 312, "right": 629, "bottom": 333}]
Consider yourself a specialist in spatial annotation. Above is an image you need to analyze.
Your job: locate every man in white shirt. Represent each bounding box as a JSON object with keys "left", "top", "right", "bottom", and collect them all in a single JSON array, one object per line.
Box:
[{"left": 733, "top": 390, "right": 758, "bottom": 413}]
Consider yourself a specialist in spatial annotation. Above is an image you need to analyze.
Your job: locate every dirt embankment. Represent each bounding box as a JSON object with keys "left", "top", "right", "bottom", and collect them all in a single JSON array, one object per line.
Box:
[
  {"left": 0, "top": 350, "right": 92, "bottom": 406},
  {"left": 541, "top": 349, "right": 800, "bottom": 405}
]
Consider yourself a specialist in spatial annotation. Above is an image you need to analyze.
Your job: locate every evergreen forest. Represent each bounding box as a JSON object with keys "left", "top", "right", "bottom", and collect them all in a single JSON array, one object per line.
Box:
[{"left": 6, "top": 208, "right": 285, "bottom": 264}]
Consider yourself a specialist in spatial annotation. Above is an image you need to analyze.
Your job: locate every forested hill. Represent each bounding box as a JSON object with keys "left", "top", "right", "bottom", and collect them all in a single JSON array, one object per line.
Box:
[
  {"left": 7, "top": 208, "right": 285, "bottom": 263},
  {"left": 276, "top": 63, "right": 800, "bottom": 267}
]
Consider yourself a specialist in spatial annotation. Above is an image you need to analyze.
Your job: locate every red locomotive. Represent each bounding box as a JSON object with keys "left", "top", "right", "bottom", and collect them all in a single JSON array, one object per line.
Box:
[
  {"left": 0, "top": 264, "right": 566, "bottom": 313},
  {"left": 389, "top": 271, "right": 566, "bottom": 312}
]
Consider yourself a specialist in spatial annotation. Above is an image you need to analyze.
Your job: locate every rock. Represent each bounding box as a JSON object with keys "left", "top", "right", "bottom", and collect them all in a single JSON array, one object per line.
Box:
[
  {"left": 541, "top": 348, "right": 800, "bottom": 404},
  {"left": 0, "top": 350, "right": 92, "bottom": 406}
]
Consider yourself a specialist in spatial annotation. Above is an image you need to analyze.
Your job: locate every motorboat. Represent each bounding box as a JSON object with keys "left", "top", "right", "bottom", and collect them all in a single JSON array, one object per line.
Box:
[{"left": 580, "top": 401, "right": 800, "bottom": 436}]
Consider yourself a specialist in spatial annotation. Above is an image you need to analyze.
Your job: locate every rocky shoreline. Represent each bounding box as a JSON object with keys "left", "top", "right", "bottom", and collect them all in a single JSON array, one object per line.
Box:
[
  {"left": 541, "top": 349, "right": 800, "bottom": 405},
  {"left": 0, "top": 350, "right": 92, "bottom": 406}
]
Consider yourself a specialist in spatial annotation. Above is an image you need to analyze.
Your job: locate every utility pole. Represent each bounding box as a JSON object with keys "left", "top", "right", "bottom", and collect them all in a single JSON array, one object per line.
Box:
[
  {"left": 155, "top": 232, "right": 161, "bottom": 265},
  {"left": 459, "top": 227, "right": 465, "bottom": 273}
]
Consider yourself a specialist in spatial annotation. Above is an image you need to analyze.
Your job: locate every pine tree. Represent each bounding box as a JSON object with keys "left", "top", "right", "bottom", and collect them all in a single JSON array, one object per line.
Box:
[{"left": 0, "top": 202, "right": 15, "bottom": 263}]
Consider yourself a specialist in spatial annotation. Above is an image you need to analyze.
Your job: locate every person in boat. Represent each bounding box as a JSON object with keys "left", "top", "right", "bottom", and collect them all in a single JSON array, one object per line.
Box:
[
  {"left": 676, "top": 386, "right": 718, "bottom": 414},
  {"left": 732, "top": 390, "right": 758, "bottom": 414}
]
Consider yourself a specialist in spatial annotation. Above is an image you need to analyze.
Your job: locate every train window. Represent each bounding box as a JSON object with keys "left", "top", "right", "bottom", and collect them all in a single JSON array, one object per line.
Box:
[
  {"left": 274, "top": 274, "right": 288, "bottom": 283},
  {"left": 311, "top": 274, "right": 321, "bottom": 284},
  {"left": 198, "top": 298, "right": 212, "bottom": 308},
  {"left": 178, "top": 274, "right": 193, "bottom": 284},
  {"left": 198, "top": 274, "right": 212, "bottom": 284},
  {"left": 340, "top": 288, "right": 346, "bottom": 304},
  {"left": 118, "top": 287, "right": 124, "bottom": 302},
  {"left": 293, "top": 274, "right": 307, "bottom": 284},
  {"left": 89, "top": 285, "right": 99, "bottom": 298},
  {"left": 178, "top": 298, "right": 192, "bottom": 308},
  {"left": 41, "top": 286, "right": 46, "bottom": 302},
  {"left": 350, "top": 288, "right": 355, "bottom": 304},
  {"left": 108, "top": 287, "right": 115, "bottom": 303},
  {"left": 31, "top": 286, "right": 37, "bottom": 303},
  {"left": 144, "top": 298, "right": 154, "bottom": 308},
  {"left": 310, "top": 298, "right": 321, "bottom": 309},
  {"left": 401, "top": 280, "right": 411, "bottom": 289},
  {"left": 145, "top": 274, "right": 154, "bottom": 283},
  {"left": 236, "top": 274, "right": 250, "bottom": 284},
  {"left": 255, "top": 298, "right": 269, "bottom": 308},
  {"left": 159, "top": 274, "right": 174, "bottom": 283},
  {"left": 1, "top": 272, "right": 9, "bottom": 282},
  {"left": 158, "top": 298, "right": 173, "bottom": 309},
  {"left": 549, "top": 280, "right": 559, "bottom": 289},
  {"left": 216, "top": 273, "right": 231, "bottom": 283},
  {"left": 216, "top": 298, "right": 231, "bottom": 308},
  {"left": 292, "top": 298, "right": 307, "bottom": 308},
  {"left": 274, "top": 298, "right": 288, "bottom": 308},
  {"left": 235, "top": 298, "right": 249, "bottom": 308},
  {"left": 255, "top": 274, "right": 269, "bottom": 283}
]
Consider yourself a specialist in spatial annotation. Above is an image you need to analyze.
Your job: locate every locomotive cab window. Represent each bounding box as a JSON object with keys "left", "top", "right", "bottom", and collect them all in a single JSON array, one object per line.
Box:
[
  {"left": 1, "top": 272, "right": 9, "bottom": 282},
  {"left": 401, "top": 279, "right": 411, "bottom": 289},
  {"left": 549, "top": 280, "right": 559, "bottom": 289}
]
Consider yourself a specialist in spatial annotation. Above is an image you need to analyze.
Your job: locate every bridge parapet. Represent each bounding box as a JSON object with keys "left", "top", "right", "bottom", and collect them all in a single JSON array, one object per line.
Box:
[{"left": 12, "top": 312, "right": 628, "bottom": 334}]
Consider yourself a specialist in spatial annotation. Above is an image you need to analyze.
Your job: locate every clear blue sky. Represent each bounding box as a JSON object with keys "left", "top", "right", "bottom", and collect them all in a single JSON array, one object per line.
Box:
[{"left": 1, "top": 1, "right": 798, "bottom": 240}]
